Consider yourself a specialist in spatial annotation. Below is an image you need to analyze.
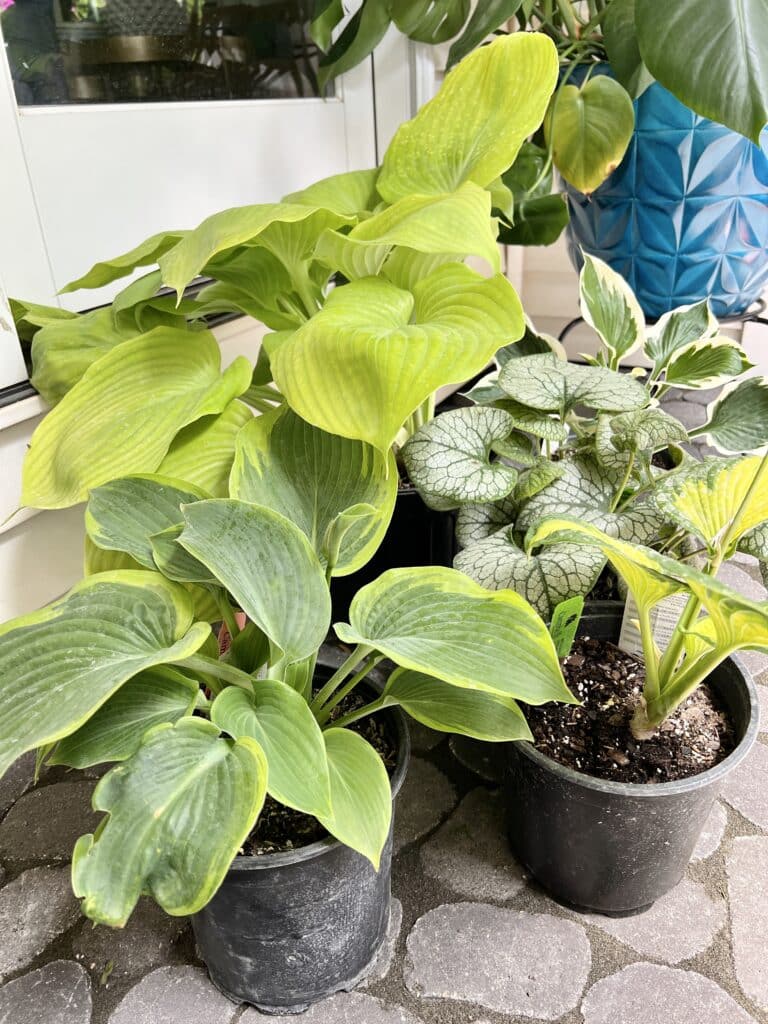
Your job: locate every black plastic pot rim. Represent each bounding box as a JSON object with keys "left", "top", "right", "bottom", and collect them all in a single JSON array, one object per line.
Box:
[{"left": 516, "top": 652, "right": 759, "bottom": 800}]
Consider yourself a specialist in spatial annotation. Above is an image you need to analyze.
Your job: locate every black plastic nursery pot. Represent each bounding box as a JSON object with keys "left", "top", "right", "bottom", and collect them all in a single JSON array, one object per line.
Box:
[
  {"left": 506, "top": 603, "right": 759, "bottom": 916},
  {"left": 192, "top": 655, "right": 411, "bottom": 1013}
]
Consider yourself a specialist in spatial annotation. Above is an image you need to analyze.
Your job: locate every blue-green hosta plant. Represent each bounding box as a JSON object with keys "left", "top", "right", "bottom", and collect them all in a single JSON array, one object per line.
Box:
[
  {"left": 402, "top": 255, "right": 768, "bottom": 617},
  {"left": 13, "top": 32, "right": 560, "bottom": 514},
  {"left": 0, "top": 418, "right": 574, "bottom": 927},
  {"left": 528, "top": 450, "right": 768, "bottom": 738}
]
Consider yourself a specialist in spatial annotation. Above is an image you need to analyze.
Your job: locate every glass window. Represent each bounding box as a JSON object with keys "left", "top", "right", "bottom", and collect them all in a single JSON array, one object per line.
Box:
[{"left": 2, "top": 0, "right": 328, "bottom": 105}]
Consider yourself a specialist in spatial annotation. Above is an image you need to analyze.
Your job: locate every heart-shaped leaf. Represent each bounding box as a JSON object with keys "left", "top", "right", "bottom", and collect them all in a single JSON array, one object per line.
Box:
[
  {"left": 230, "top": 407, "right": 396, "bottom": 576},
  {"left": 579, "top": 253, "right": 645, "bottom": 367},
  {"left": 498, "top": 354, "right": 648, "bottom": 416},
  {"left": 456, "top": 496, "right": 517, "bottom": 547},
  {"left": 212, "top": 681, "right": 331, "bottom": 817},
  {"left": 335, "top": 565, "right": 574, "bottom": 705},
  {"left": 72, "top": 718, "right": 266, "bottom": 926},
  {"left": 695, "top": 378, "right": 768, "bottom": 453},
  {"left": 0, "top": 572, "right": 210, "bottom": 776},
  {"left": 602, "top": 0, "right": 655, "bottom": 97},
  {"left": 497, "top": 193, "right": 569, "bottom": 247},
  {"left": 283, "top": 167, "right": 380, "bottom": 217},
  {"left": 663, "top": 338, "right": 752, "bottom": 390},
  {"left": 157, "top": 400, "right": 253, "bottom": 497},
  {"left": 596, "top": 408, "right": 689, "bottom": 471},
  {"left": 513, "top": 460, "right": 564, "bottom": 502},
  {"left": 62, "top": 230, "right": 187, "bottom": 293}
]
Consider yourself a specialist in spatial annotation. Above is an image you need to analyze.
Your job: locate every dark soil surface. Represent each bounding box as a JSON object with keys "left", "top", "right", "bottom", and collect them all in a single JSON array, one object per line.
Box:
[
  {"left": 242, "top": 693, "right": 399, "bottom": 856},
  {"left": 526, "top": 636, "right": 736, "bottom": 784}
]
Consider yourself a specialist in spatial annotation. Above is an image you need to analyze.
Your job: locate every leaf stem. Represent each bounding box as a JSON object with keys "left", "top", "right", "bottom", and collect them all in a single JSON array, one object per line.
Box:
[
  {"left": 328, "top": 695, "right": 390, "bottom": 731},
  {"left": 610, "top": 452, "right": 635, "bottom": 512},
  {"left": 177, "top": 654, "right": 255, "bottom": 692},
  {"left": 308, "top": 644, "right": 373, "bottom": 713},
  {"left": 215, "top": 592, "right": 240, "bottom": 641},
  {"left": 314, "top": 655, "right": 384, "bottom": 726}
]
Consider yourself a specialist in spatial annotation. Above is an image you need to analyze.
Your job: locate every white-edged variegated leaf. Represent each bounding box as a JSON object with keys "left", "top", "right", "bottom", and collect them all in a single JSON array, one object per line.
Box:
[
  {"left": 211, "top": 681, "right": 331, "bottom": 817},
  {"left": 384, "top": 667, "right": 531, "bottom": 741},
  {"left": 579, "top": 253, "right": 645, "bottom": 366},
  {"left": 694, "top": 377, "right": 768, "bottom": 453},
  {"left": 178, "top": 500, "right": 330, "bottom": 664},
  {"left": 645, "top": 300, "right": 717, "bottom": 368},
  {"left": 0, "top": 572, "right": 210, "bottom": 776},
  {"left": 229, "top": 407, "right": 396, "bottom": 576},
  {"left": 663, "top": 338, "right": 751, "bottom": 390},
  {"left": 157, "top": 399, "right": 253, "bottom": 497},
  {"left": 335, "top": 566, "right": 574, "bottom": 705},
  {"left": 62, "top": 230, "right": 187, "bottom": 292},
  {"left": 498, "top": 353, "right": 648, "bottom": 416},
  {"left": 401, "top": 407, "right": 518, "bottom": 511},
  {"left": 49, "top": 667, "right": 199, "bottom": 768},
  {"left": 455, "top": 497, "right": 516, "bottom": 547},
  {"left": 72, "top": 718, "right": 266, "bottom": 926}
]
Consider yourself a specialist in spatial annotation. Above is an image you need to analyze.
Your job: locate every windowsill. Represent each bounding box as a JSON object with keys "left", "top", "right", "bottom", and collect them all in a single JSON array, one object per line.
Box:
[{"left": 0, "top": 392, "right": 47, "bottom": 431}]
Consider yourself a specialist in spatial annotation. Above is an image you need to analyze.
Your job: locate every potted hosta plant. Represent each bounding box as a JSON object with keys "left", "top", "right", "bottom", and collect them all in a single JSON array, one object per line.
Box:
[
  {"left": 0, "top": 407, "right": 575, "bottom": 1010},
  {"left": 514, "top": 451, "right": 767, "bottom": 914}
]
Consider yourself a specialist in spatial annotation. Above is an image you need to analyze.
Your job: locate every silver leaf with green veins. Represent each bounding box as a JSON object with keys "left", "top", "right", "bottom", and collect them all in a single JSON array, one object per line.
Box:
[{"left": 498, "top": 354, "right": 648, "bottom": 416}]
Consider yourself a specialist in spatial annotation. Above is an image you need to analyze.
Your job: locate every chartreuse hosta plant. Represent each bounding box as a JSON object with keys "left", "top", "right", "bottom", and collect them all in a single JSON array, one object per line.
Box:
[
  {"left": 13, "top": 32, "right": 559, "bottom": 514},
  {"left": 529, "top": 450, "right": 768, "bottom": 738},
  {"left": 403, "top": 254, "right": 768, "bottom": 618},
  {"left": 0, "top": 416, "right": 574, "bottom": 927}
]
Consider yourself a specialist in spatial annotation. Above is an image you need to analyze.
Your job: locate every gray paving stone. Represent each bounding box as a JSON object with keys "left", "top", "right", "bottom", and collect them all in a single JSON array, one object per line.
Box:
[
  {"left": 680, "top": 386, "right": 722, "bottom": 405},
  {"left": 107, "top": 966, "right": 237, "bottom": 1024},
  {"left": 757, "top": 684, "right": 768, "bottom": 731},
  {"left": 72, "top": 899, "right": 188, "bottom": 981},
  {"left": 404, "top": 902, "right": 590, "bottom": 1019},
  {"left": 660, "top": 399, "right": 707, "bottom": 430},
  {"left": 692, "top": 801, "right": 728, "bottom": 861},
  {"left": 581, "top": 962, "right": 757, "bottom": 1023},
  {"left": 741, "top": 648, "right": 768, "bottom": 676},
  {"left": 242, "top": 991, "right": 422, "bottom": 1023},
  {"left": 361, "top": 899, "right": 402, "bottom": 988},
  {"left": 721, "top": 738, "right": 768, "bottom": 828},
  {"left": 420, "top": 789, "right": 525, "bottom": 901},
  {"left": 727, "top": 836, "right": 768, "bottom": 1011},
  {"left": 393, "top": 759, "right": 457, "bottom": 854},
  {"left": 0, "top": 753, "right": 35, "bottom": 819},
  {"left": 717, "top": 562, "right": 767, "bottom": 602},
  {"left": 0, "top": 782, "right": 99, "bottom": 867},
  {"left": 0, "top": 866, "right": 81, "bottom": 981},
  {"left": 0, "top": 960, "right": 91, "bottom": 1024},
  {"left": 583, "top": 878, "right": 725, "bottom": 964}
]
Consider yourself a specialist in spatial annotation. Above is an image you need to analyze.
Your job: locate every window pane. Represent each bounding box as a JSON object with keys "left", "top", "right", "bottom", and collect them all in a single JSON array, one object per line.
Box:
[{"left": 2, "top": 0, "right": 329, "bottom": 106}]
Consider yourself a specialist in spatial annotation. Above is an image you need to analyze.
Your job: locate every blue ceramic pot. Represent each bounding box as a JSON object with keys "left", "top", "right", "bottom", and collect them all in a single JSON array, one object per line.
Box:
[{"left": 565, "top": 75, "right": 768, "bottom": 319}]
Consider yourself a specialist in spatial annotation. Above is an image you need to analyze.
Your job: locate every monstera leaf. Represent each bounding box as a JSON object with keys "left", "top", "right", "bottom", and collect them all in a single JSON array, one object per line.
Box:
[
  {"left": 335, "top": 565, "right": 575, "bottom": 705},
  {"left": 402, "top": 407, "right": 518, "bottom": 511},
  {"left": 230, "top": 408, "right": 396, "bottom": 576},
  {"left": 0, "top": 573, "right": 210, "bottom": 777},
  {"left": 579, "top": 254, "right": 645, "bottom": 368},
  {"left": 644, "top": 300, "right": 717, "bottom": 369},
  {"left": 270, "top": 264, "right": 524, "bottom": 453},
  {"left": 62, "top": 231, "right": 187, "bottom": 292},
  {"left": 498, "top": 354, "right": 648, "bottom": 418},
  {"left": 377, "top": 33, "right": 558, "bottom": 202},
  {"left": 693, "top": 378, "right": 768, "bottom": 453},
  {"left": 73, "top": 718, "right": 267, "bottom": 926}
]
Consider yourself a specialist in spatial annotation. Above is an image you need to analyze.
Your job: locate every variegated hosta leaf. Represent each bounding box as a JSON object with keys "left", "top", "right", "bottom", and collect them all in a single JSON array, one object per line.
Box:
[
  {"left": 455, "top": 496, "right": 517, "bottom": 547},
  {"left": 383, "top": 667, "right": 532, "bottom": 741},
  {"left": 229, "top": 407, "right": 396, "bottom": 576},
  {"left": 22, "top": 329, "right": 251, "bottom": 509},
  {"left": 655, "top": 455, "right": 768, "bottom": 556},
  {"left": 498, "top": 354, "right": 648, "bottom": 417},
  {"left": 61, "top": 230, "right": 187, "bottom": 292},
  {"left": 157, "top": 400, "right": 253, "bottom": 498},
  {"left": 0, "top": 572, "right": 210, "bottom": 777},
  {"left": 49, "top": 667, "right": 199, "bottom": 769},
  {"left": 150, "top": 525, "right": 217, "bottom": 585},
  {"left": 335, "top": 566, "right": 575, "bottom": 705},
  {"left": 72, "top": 718, "right": 267, "bottom": 926},
  {"left": 271, "top": 264, "right": 524, "bottom": 453},
  {"left": 663, "top": 337, "right": 752, "bottom": 390},
  {"left": 211, "top": 681, "right": 331, "bottom": 817},
  {"left": 645, "top": 299, "right": 717, "bottom": 369},
  {"left": 495, "top": 318, "right": 566, "bottom": 364},
  {"left": 377, "top": 33, "right": 558, "bottom": 202},
  {"left": 694, "top": 377, "right": 768, "bottom": 453},
  {"left": 513, "top": 460, "right": 564, "bottom": 503},
  {"left": 579, "top": 253, "right": 645, "bottom": 366},
  {"left": 401, "top": 407, "right": 518, "bottom": 511},
  {"left": 282, "top": 167, "right": 380, "bottom": 217},
  {"left": 454, "top": 525, "right": 606, "bottom": 618}
]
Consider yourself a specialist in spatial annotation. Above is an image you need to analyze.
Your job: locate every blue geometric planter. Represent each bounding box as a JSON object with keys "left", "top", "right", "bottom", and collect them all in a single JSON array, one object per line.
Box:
[{"left": 565, "top": 79, "right": 768, "bottom": 319}]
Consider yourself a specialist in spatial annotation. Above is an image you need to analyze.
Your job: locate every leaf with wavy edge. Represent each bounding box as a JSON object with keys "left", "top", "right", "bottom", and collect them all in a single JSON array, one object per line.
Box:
[
  {"left": 579, "top": 253, "right": 645, "bottom": 365},
  {"left": 283, "top": 167, "right": 380, "bottom": 217},
  {"left": 499, "top": 353, "right": 648, "bottom": 417},
  {"left": 157, "top": 400, "right": 252, "bottom": 498},
  {"left": 645, "top": 300, "right": 717, "bottom": 368},
  {"left": 696, "top": 377, "right": 768, "bottom": 454},
  {"left": 455, "top": 496, "right": 517, "bottom": 547},
  {"left": 62, "top": 230, "right": 187, "bottom": 293}
]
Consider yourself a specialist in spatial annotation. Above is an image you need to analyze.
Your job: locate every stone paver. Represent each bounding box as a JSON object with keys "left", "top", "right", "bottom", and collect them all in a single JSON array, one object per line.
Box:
[
  {"left": 72, "top": 898, "right": 188, "bottom": 981},
  {"left": 0, "top": 753, "right": 34, "bottom": 818},
  {"left": 420, "top": 789, "right": 525, "bottom": 900},
  {"left": 757, "top": 684, "right": 768, "bottom": 730},
  {"left": 0, "top": 866, "right": 81, "bottom": 981},
  {"left": 393, "top": 759, "right": 456, "bottom": 853},
  {"left": 721, "top": 738, "right": 768, "bottom": 828},
  {"left": 692, "top": 801, "right": 728, "bottom": 861},
  {"left": 583, "top": 878, "right": 725, "bottom": 964},
  {"left": 404, "top": 902, "right": 590, "bottom": 1019},
  {"left": 0, "top": 782, "right": 99, "bottom": 867},
  {"left": 361, "top": 899, "right": 402, "bottom": 988},
  {"left": 727, "top": 836, "right": 768, "bottom": 1011},
  {"left": 717, "top": 562, "right": 767, "bottom": 602},
  {"left": 581, "top": 963, "right": 757, "bottom": 1023},
  {"left": 660, "top": 399, "right": 707, "bottom": 430},
  {"left": 243, "top": 991, "right": 422, "bottom": 1023},
  {"left": 107, "top": 966, "right": 237, "bottom": 1024},
  {"left": 0, "top": 960, "right": 91, "bottom": 1024}
]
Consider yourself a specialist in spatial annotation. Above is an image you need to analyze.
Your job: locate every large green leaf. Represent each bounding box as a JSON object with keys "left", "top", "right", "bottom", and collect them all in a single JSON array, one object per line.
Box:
[
  {"left": 199, "top": 247, "right": 298, "bottom": 331},
  {"left": 0, "top": 572, "right": 210, "bottom": 777},
  {"left": 546, "top": 76, "right": 635, "bottom": 194},
  {"left": 317, "top": 0, "right": 391, "bottom": 89},
  {"left": 579, "top": 253, "right": 645, "bottom": 367},
  {"left": 644, "top": 300, "right": 716, "bottom": 369},
  {"left": 230, "top": 407, "right": 396, "bottom": 576},
  {"left": 315, "top": 728, "right": 392, "bottom": 869},
  {"left": 390, "top": 0, "right": 470, "bottom": 43},
  {"left": 178, "top": 500, "right": 331, "bottom": 664},
  {"left": 11, "top": 298, "right": 77, "bottom": 342},
  {"left": 212, "top": 681, "right": 331, "bottom": 817},
  {"left": 636, "top": 0, "right": 768, "bottom": 142},
  {"left": 455, "top": 496, "right": 517, "bottom": 547},
  {"left": 335, "top": 565, "right": 574, "bottom": 704},
  {"left": 49, "top": 667, "right": 199, "bottom": 769},
  {"left": 384, "top": 667, "right": 531, "bottom": 741},
  {"left": 401, "top": 407, "right": 518, "bottom": 511},
  {"left": 663, "top": 338, "right": 751, "bottom": 390},
  {"left": 72, "top": 718, "right": 266, "bottom": 926},
  {"left": 498, "top": 354, "right": 648, "bottom": 416},
  {"left": 694, "top": 377, "right": 768, "bottom": 453},
  {"left": 157, "top": 400, "right": 253, "bottom": 497},
  {"left": 446, "top": 0, "right": 523, "bottom": 68},
  {"left": 381, "top": 249, "right": 464, "bottom": 292},
  {"left": 377, "top": 33, "right": 558, "bottom": 202},
  {"left": 497, "top": 141, "right": 569, "bottom": 247},
  {"left": 602, "top": 0, "right": 654, "bottom": 97},
  {"left": 271, "top": 265, "right": 524, "bottom": 453},
  {"left": 61, "top": 230, "right": 187, "bottom": 293},
  {"left": 22, "top": 328, "right": 251, "bottom": 509},
  {"left": 310, "top": 0, "right": 344, "bottom": 52},
  {"left": 283, "top": 167, "right": 380, "bottom": 217}
]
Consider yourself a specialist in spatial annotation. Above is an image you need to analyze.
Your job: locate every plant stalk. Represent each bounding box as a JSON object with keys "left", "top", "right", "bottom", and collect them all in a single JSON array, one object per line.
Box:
[
  {"left": 308, "top": 644, "right": 374, "bottom": 713},
  {"left": 177, "top": 654, "right": 255, "bottom": 692},
  {"left": 314, "top": 655, "right": 384, "bottom": 726}
]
